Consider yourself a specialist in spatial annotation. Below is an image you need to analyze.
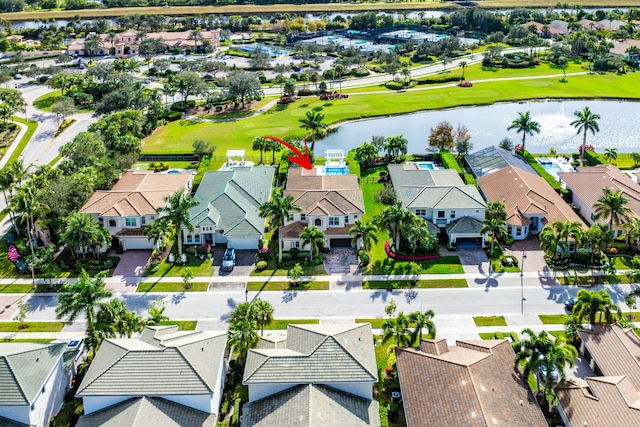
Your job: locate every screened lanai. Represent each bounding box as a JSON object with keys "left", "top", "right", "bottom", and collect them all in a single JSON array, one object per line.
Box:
[{"left": 464, "top": 145, "right": 536, "bottom": 178}]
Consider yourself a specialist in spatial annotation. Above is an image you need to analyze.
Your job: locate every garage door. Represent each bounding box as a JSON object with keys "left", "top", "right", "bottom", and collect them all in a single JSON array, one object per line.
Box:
[
  {"left": 227, "top": 237, "right": 259, "bottom": 250},
  {"left": 121, "top": 237, "right": 154, "bottom": 251},
  {"left": 456, "top": 238, "right": 482, "bottom": 249},
  {"left": 330, "top": 238, "right": 353, "bottom": 248}
]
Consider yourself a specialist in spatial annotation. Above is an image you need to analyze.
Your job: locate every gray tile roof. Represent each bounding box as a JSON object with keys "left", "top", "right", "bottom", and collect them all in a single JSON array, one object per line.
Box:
[
  {"left": 446, "top": 216, "right": 483, "bottom": 234},
  {"left": 241, "top": 384, "right": 380, "bottom": 427},
  {"left": 189, "top": 167, "right": 275, "bottom": 238},
  {"left": 387, "top": 165, "right": 462, "bottom": 186},
  {"left": 0, "top": 416, "right": 30, "bottom": 427},
  {"left": 77, "top": 326, "right": 226, "bottom": 398},
  {"left": 0, "top": 342, "right": 66, "bottom": 405},
  {"left": 76, "top": 396, "right": 217, "bottom": 427},
  {"left": 243, "top": 324, "right": 378, "bottom": 384}
]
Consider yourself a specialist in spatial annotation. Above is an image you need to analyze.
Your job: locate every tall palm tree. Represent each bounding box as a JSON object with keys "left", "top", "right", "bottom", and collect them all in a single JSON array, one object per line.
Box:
[
  {"left": 0, "top": 166, "right": 19, "bottom": 234},
  {"left": 258, "top": 192, "right": 301, "bottom": 262},
  {"left": 571, "top": 106, "right": 600, "bottom": 164},
  {"left": 334, "top": 63, "right": 344, "bottom": 93},
  {"left": 459, "top": 60, "right": 468, "bottom": 79},
  {"left": 573, "top": 288, "right": 621, "bottom": 326},
  {"left": 624, "top": 217, "right": 640, "bottom": 251},
  {"left": 382, "top": 312, "right": 413, "bottom": 349},
  {"left": 89, "top": 299, "right": 144, "bottom": 351},
  {"left": 56, "top": 270, "right": 113, "bottom": 337},
  {"left": 513, "top": 328, "right": 553, "bottom": 390},
  {"left": 349, "top": 219, "right": 378, "bottom": 252},
  {"left": 481, "top": 217, "right": 508, "bottom": 255},
  {"left": 604, "top": 147, "right": 618, "bottom": 164},
  {"left": 409, "top": 310, "right": 436, "bottom": 341},
  {"left": 539, "top": 225, "right": 564, "bottom": 260},
  {"left": 540, "top": 336, "right": 577, "bottom": 398},
  {"left": 144, "top": 218, "right": 171, "bottom": 250},
  {"left": 383, "top": 135, "right": 408, "bottom": 161},
  {"left": 252, "top": 136, "right": 270, "bottom": 165},
  {"left": 61, "top": 212, "right": 110, "bottom": 260},
  {"left": 300, "top": 226, "right": 325, "bottom": 260},
  {"left": 507, "top": 111, "right": 541, "bottom": 152},
  {"left": 299, "top": 110, "right": 327, "bottom": 152},
  {"left": 593, "top": 188, "right": 632, "bottom": 233},
  {"left": 376, "top": 202, "right": 406, "bottom": 250},
  {"left": 159, "top": 191, "right": 200, "bottom": 257},
  {"left": 250, "top": 298, "right": 274, "bottom": 336},
  {"left": 189, "top": 29, "right": 202, "bottom": 52},
  {"left": 227, "top": 318, "right": 259, "bottom": 365}
]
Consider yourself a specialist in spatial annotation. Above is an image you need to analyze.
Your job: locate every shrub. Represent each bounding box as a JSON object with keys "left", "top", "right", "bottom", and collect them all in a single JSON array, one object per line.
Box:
[
  {"left": 170, "top": 100, "right": 196, "bottom": 112},
  {"left": 289, "top": 247, "right": 300, "bottom": 260},
  {"left": 256, "top": 260, "right": 267, "bottom": 271},
  {"left": 297, "top": 88, "right": 314, "bottom": 96},
  {"left": 416, "top": 75, "right": 461, "bottom": 85},
  {"left": 584, "top": 150, "right": 602, "bottom": 166},
  {"left": 354, "top": 67, "right": 370, "bottom": 77},
  {"left": 439, "top": 150, "right": 464, "bottom": 174},
  {"left": 358, "top": 250, "right": 370, "bottom": 266},
  {"left": 164, "top": 111, "right": 182, "bottom": 122},
  {"left": 385, "top": 81, "right": 404, "bottom": 90}
]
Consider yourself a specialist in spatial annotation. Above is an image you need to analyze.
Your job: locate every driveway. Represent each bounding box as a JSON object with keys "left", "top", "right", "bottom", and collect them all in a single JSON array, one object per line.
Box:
[
  {"left": 452, "top": 248, "right": 490, "bottom": 275},
  {"left": 211, "top": 247, "right": 256, "bottom": 277},
  {"left": 323, "top": 248, "right": 359, "bottom": 274},
  {"left": 503, "top": 239, "right": 548, "bottom": 275},
  {"left": 109, "top": 250, "right": 152, "bottom": 292}
]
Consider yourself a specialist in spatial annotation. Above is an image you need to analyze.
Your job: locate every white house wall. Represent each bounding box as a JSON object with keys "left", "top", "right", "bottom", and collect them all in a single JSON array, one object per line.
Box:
[
  {"left": 248, "top": 381, "right": 372, "bottom": 402},
  {"left": 162, "top": 393, "right": 215, "bottom": 413},
  {"left": 0, "top": 405, "right": 30, "bottom": 425},
  {"left": 29, "top": 357, "right": 70, "bottom": 427},
  {"left": 83, "top": 395, "right": 137, "bottom": 415},
  {"left": 317, "top": 381, "right": 372, "bottom": 399}
]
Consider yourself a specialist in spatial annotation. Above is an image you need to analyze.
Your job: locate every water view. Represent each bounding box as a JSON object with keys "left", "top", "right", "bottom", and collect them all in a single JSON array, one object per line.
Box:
[{"left": 321, "top": 99, "right": 640, "bottom": 154}]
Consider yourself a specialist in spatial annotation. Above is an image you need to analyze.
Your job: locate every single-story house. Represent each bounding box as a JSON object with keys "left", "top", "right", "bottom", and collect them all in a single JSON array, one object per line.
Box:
[
  {"left": 76, "top": 326, "right": 227, "bottom": 426},
  {"left": 477, "top": 166, "right": 585, "bottom": 241},
  {"left": 79, "top": 170, "right": 193, "bottom": 251},
  {"left": 280, "top": 167, "right": 364, "bottom": 251},
  {"left": 0, "top": 342, "right": 70, "bottom": 427},
  {"left": 241, "top": 323, "right": 380, "bottom": 427},
  {"left": 396, "top": 338, "right": 547, "bottom": 427},
  {"left": 186, "top": 166, "right": 275, "bottom": 250},
  {"left": 522, "top": 21, "right": 566, "bottom": 38},
  {"left": 556, "top": 323, "right": 640, "bottom": 427},
  {"left": 388, "top": 164, "right": 487, "bottom": 247},
  {"left": 611, "top": 39, "right": 640, "bottom": 59},
  {"left": 559, "top": 165, "right": 640, "bottom": 238}
]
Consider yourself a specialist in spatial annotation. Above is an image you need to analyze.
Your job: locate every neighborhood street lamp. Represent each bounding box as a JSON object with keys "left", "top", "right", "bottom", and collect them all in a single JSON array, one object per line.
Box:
[{"left": 520, "top": 250, "right": 527, "bottom": 315}]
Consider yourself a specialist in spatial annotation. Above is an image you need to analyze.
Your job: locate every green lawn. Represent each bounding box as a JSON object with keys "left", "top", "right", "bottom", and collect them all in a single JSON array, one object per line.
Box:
[
  {"left": 246, "top": 280, "right": 329, "bottom": 291},
  {"left": 549, "top": 330, "right": 566, "bottom": 340},
  {"left": 0, "top": 321, "right": 65, "bottom": 332},
  {"left": 538, "top": 314, "right": 569, "bottom": 324},
  {"left": 263, "top": 319, "right": 319, "bottom": 329},
  {"left": 157, "top": 320, "right": 197, "bottom": 330},
  {"left": 479, "top": 331, "right": 518, "bottom": 341},
  {"left": 0, "top": 283, "right": 56, "bottom": 293},
  {"left": 362, "top": 278, "right": 467, "bottom": 289},
  {"left": 136, "top": 281, "right": 209, "bottom": 292},
  {"left": 6, "top": 116, "right": 38, "bottom": 165},
  {"left": 366, "top": 255, "right": 465, "bottom": 275},
  {"left": 356, "top": 318, "right": 388, "bottom": 329},
  {"left": 250, "top": 262, "right": 327, "bottom": 277},
  {"left": 556, "top": 274, "right": 629, "bottom": 285},
  {"left": 33, "top": 90, "right": 63, "bottom": 112},
  {"left": 473, "top": 316, "right": 507, "bottom": 327},
  {"left": 146, "top": 253, "right": 215, "bottom": 277},
  {"left": 1, "top": 338, "right": 54, "bottom": 343}
]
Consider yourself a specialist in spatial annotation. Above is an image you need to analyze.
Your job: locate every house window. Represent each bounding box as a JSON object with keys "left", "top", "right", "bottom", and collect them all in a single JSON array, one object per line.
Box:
[
  {"left": 150, "top": 216, "right": 155, "bottom": 220},
  {"left": 617, "top": 230, "right": 623, "bottom": 237},
  {"left": 516, "top": 228, "right": 522, "bottom": 236},
  {"left": 416, "top": 209, "right": 426, "bottom": 216},
  {"left": 300, "top": 214, "right": 306, "bottom": 221},
  {"left": 450, "top": 211, "right": 455, "bottom": 218},
  {"left": 344, "top": 215, "right": 349, "bottom": 224},
  {"left": 125, "top": 217, "right": 136, "bottom": 227},
  {"left": 437, "top": 211, "right": 445, "bottom": 218},
  {"left": 98, "top": 218, "right": 104, "bottom": 225},
  {"left": 590, "top": 213, "right": 595, "bottom": 221},
  {"left": 186, "top": 234, "right": 193, "bottom": 243},
  {"left": 294, "top": 241, "right": 300, "bottom": 248},
  {"left": 141, "top": 216, "right": 146, "bottom": 226},
  {"left": 288, "top": 213, "right": 294, "bottom": 221},
  {"left": 329, "top": 217, "right": 340, "bottom": 226},
  {"left": 314, "top": 219, "right": 322, "bottom": 226},
  {"left": 109, "top": 219, "right": 117, "bottom": 228},
  {"left": 194, "top": 234, "right": 201, "bottom": 243}
]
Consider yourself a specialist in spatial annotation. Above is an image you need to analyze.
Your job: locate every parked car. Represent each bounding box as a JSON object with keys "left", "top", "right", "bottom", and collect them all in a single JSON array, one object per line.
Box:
[
  {"left": 538, "top": 363, "right": 559, "bottom": 384},
  {"left": 292, "top": 65, "right": 302, "bottom": 72},
  {"left": 13, "top": 74, "right": 22, "bottom": 80},
  {"left": 66, "top": 338, "right": 85, "bottom": 361},
  {"left": 221, "top": 248, "right": 236, "bottom": 271},
  {"left": 564, "top": 298, "right": 575, "bottom": 312},
  {"left": 142, "top": 78, "right": 151, "bottom": 84}
]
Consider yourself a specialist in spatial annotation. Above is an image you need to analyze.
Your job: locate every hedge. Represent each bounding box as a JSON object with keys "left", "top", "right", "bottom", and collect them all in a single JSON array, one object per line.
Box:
[
  {"left": 416, "top": 75, "right": 461, "bottom": 85},
  {"left": 584, "top": 150, "right": 603, "bottom": 166},
  {"left": 385, "top": 241, "right": 440, "bottom": 261},
  {"left": 439, "top": 150, "right": 464, "bottom": 174},
  {"left": 521, "top": 150, "right": 571, "bottom": 201}
]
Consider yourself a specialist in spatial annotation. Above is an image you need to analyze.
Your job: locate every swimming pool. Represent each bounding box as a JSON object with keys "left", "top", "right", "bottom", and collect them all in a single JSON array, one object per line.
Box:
[
  {"left": 540, "top": 162, "right": 563, "bottom": 180},
  {"left": 538, "top": 157, "right": 553, "bottom": 165},
  {"left": 238, "top": 44, "right": 291, "bottom": 57},
  {"left": 324, "top": 167, "right": 348, "bottom": 175},
  {"left": 415, "top": 162, "right": 442, "bottom": 170}
]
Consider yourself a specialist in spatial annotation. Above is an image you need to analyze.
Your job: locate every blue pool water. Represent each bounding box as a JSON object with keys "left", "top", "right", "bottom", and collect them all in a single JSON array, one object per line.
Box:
[
  {"left": 538, "top": 157, "right": 552, "bottom": 164},
  {"left": 239, "top": 44, "right": 291, "bottom": 57},
  {"left": 541, "top": 163, "right": 563, "bottom": 180},
  {"left": 325, "top": 167, "right": 348, "bottom": 175},
  {"left": 417, "top": 163, "right": 435, "bottom": 170}
]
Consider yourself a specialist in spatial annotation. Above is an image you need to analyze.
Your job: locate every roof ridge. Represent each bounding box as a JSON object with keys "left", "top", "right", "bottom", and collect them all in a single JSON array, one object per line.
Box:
[
  {"left": 243, "top": 352, "right": 270, "bottom": 382},
  {"left": 77, "top": 342, "right": 130, "bottom": 395},
  {"left": 2, "top": 354, "right": 29, "bottom": 405},
  {"left": 467, "top": 367, "right": 491, "bottom": 426},
  {"left": 307, "top": 383, "right": 313, "bottom": 427},
  {"left": 122, "top": 195, "right": 143, "bottom": 216},
  {"left": 131, "top": 396, "right": 146, "bottom": 426},
  {"left": 320, "top": 335, "right": 377, "bottom": 381}
]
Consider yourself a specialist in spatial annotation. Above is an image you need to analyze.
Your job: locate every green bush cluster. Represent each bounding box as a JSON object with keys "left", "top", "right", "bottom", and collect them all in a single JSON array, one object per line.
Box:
[
  {"left": 584, "top": 150, "right": 603, "bottom": 166},
  {"left": 416, "top": 74, "right": 461, "bottom": 85},
  {"left": 148, "top": 162, "right": 170, "bottom": 172},
  {"left": 439, "top": 150, "right": 464, "bottom": 174},
  {"left": 170, "top": 100, "right": 196, "bottom": 112}
]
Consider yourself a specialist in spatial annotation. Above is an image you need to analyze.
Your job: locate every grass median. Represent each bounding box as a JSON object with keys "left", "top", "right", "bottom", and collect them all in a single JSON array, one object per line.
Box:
[
  {"left": 473, "top": 316, "right": 507, "bottom": 327},
  {"left": 0, "top": 321, "right": 65, "bottom": 332},
  {"left": 136, "top": 282, "right": 209, "bottom": 292},
  {"left": 246, "top": 280, "right": 329, "bottom": 291},
  {"left": 158, "top": 320, "right": 197, "bottom": 330},
  {"left": 362, "top": 278, "right": 467, "bottom": 289},
  {"left": 264, "top": 319, "right": 319, "bottom": 329}
]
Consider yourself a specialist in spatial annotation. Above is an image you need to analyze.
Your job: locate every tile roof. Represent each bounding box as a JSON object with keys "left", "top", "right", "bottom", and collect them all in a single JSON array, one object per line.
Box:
[
  {"left": 284, "top": 169, "right": 364, "bottom": 215},
  {"left": 77, "top": 326, "right": 226, "bottom": 398},
  {"left": 445, "top": 216, "right": 483, "bottom": 234},
  {"left": 76, "top": 396, "right": 217, "bottom": 427},
  {"left": 0, "top": 416, "right": 29, "bottom": 427},
  {"left": 189, "top": 167, "right": 275, "bottom": 238},
  {"left": 80, "top": 171, "right": 192, "bottom": 217},
  {"left": 0, "top": 342, "right": 66, "bottom": 406},
  {"left": 396, "top": 339, "right": 546, "bottom": 427},
  {"left": 478, "top": 166, "right": 585, "bottom": 228},
  {"left": 243, "top": 323, "right": 377, "bottom": 385},
  {"left": 387, "top": 165, "right": 462, "bottom": 186},
  {"left": 241, "top": 384, "right": 380, "bottom": 427},
  {"left": 559, "top": 165, "right": 640, "bottom": 222}
]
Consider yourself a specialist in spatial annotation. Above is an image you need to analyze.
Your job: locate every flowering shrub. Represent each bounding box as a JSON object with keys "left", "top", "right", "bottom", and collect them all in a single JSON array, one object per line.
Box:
[
  {"left": 457, "top": 81, "right": 473, "bottom": 87},
  {"left": 514, "top": 144, "right": 524, "bottom": 153},
  {"left": 257, "top": 247, "right": 271, "bottom": 260},
  {"left": 385, "top": 241, "right": 440, "bottom": 262},
  {"left": 578, "top": 144, "right": 595, "bottom": 154},
  {"left": 7, "top": 245, "right": 20, "bottom": 262}
]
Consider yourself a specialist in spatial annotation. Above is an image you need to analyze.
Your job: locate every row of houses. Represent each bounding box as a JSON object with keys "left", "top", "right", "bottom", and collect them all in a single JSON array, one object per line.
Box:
[{"left": 522, "top": 18, "right": 632, "bottom": 39}]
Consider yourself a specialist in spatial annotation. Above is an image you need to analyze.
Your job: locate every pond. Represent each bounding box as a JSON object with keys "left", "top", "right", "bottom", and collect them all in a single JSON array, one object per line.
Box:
[{"left": 320, "top": 99, "right": 640, "bottom": 155}]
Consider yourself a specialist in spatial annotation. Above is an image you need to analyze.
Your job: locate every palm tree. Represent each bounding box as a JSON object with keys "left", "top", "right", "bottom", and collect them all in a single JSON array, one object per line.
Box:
[
  {"left": 481, "top": 217, "right": 508, "bottom": 255},
  {"left": 409, "top": 310, "right": 436, "bottom": 341},
  {"left": 189, "top": 29, "right": 202, "bottom": 52},
  {"left": 259, "top": 193, "right": 301, "bottom": 262},
  {"left": 573, "top": 289, "right": 621, "bottom": 325},
  {"left": 513, "top": 328, "right": 553, "bottom": 390},
  {"left": 593, "top": 188, "right": 632, "bottom": 233},
  {"left": 144, "top": 218, "right": 171, "bottom": 250},
  {"left": 89, "top": 299, "right": 143, "bottom": 351},
  {"left": 227, "top": 318, "right": 259, "bottom": 365},
  {"left": 300, "top": 226, "right": 325, "bottom": 260},
  {"left": 383, "top": 135, "right": 408, "bottom": 161},
  {"left": 0, "top": 165, "right": 19, "bottom": 234},
  {"left": 376, "top": 203, "right": 406, "bottom": 250},
  {"left": 334, "top": 63, "right": 344, "bottom": 93},
  {"left": 539, "top": 225, "right": 563, "bottom": 260},
  {"left": 354, "top": 142, "right": 378, "bottom": 165},
  {"left": 349, "top": 219, "right": 378, "bottom": 252},
  {"left": 61, "top": 213, "right": 110, "bottom": 260},
  {"left": 571, "top": 107, "right": 600, "bottom": 164},
  {"left": 252, "top": 136, "right": 270, "bottom": 165},
  {"left": 603, "top": 147, "right": 618, "bottom": 164},
  {"left": 539, "top": 336, "right": 577, "bottom": 398},
  {"left": 249, "top": 298, "right": 274, "bottom": 336},
  {"left": 507, "top": 111, "right": 541, "bottom": 152},
  {"left": 459, "top": 60, "right": 468, "bottom": 79},
  {"left": 624, "top": 217, "right": 640, "bottom": 251},
  {"left": 159, "top": 191, "right": 200, "bottom": 257},
  {"left": 299, "top": 110, "right": 327, "bottom": 152},
  {"left": 382, "top": 312, "right": 413, "bottom": 349},
  {"left": 632, "top": 152, "right": 640, "bottom": 167},
  {"left": 56, "top": 270, "right": 113, "bottom": 337}
]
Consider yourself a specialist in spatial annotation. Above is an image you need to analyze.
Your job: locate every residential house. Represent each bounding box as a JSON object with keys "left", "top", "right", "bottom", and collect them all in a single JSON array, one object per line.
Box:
[
  {"left": 79, "top": 170, "right": 193, "bottom": 251},
  {"left": 477, "top": 166, "right": 585, "bottom": 241},
  {"left": 559, "top": 165, "right": 640, "bottom": 238},
  {"left": 464, "top": 145, "right": 536, "bottom": 179},
  {"left": 555, "top": 323, "right": 640, "bottom": 427},
  {"left": 76, "top": 326, "right": 227, "bottom": 426},
  {"left": 598, "top": 19, "right": 625, "bottom": 30},
  {"left": 396, "top": 339, "right": 547, "bottom": 427},
  {"left": 186, "top": 166, "right": 275, "bottom": 250},
  {"left": 579, "top": 19, "right": 605, "bottom": 31},
  {"left": 0, "top": 342, "right": 70, "bottom": 427},
  {"left": 611, "top": 39, "right": 640, "bottom": 61},
  {"left": 241, "top": 323, "right": 380, "bottom": 427},
  {"left": 280, "top": 167, "right": 364, "bottom": 251},
  {"left": 522, "top": 21, "right": 565, "bottom": 38},
  {"left": 387, "top": 165, "right": 487, "bottom": 247}
]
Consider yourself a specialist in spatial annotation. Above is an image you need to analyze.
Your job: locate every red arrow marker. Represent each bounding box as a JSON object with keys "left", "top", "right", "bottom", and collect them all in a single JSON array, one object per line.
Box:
[{"left": 262, "top": 135, "right": 313, "bottom": 170}]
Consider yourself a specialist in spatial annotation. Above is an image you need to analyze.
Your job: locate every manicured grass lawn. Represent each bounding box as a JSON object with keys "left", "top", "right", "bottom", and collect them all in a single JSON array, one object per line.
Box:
[
  {"left": 538, "top": 314, "right": 568, "bottom": 325},
  {"left": 246, "top": 280, "right": 329, "bottom": 291},
  {"left": 1, "top": 338, "right": 54, "bottom": 343},
  {"left": 250, "top": 262, "right": 327, "bottom": 277},
  {"left": 136, "top": 282, "right": 209, "bottom": 292},
  {"left": 146, "top": 253, "right": 214, "bottom": 277},
  {"left": 362, "top": 278, "right": 467, "bottom": 289},
  {"left": 357, "top": 318, "right": 388, "bottom": 329},
  {"left": 366, "top": 255, "right": 465, "bottom": 275},
  {"left": 6, "top": 116, "right": 38, "bottom": 165},
  {"left": 33, "top": 90, "right": 62, "bottom": 112},
  {"left": 263, "top": 319, "right": 319, "bottom": 329},
  {"left": 556, "top": 274, "right": 630, "bottom": 285},
  {"left": 158, "top": 320, "right": 197, "bottom": 330},
  {"left": 473, "top": 316, "right": 507, "bottom": 327},
  {"left": 133, "top": 161, "right": 198, "bottom": 171},
  {"left": 0, "top": 321, "right": 65, "bottom": 332},
  {"left": 479, "top": 331, "right": 518, "bottom": 341},
  {"left": 0, "top": 283, "right": 56, "bottom": 293},
  {"left": 549, "top": 330, "right": 566, "bottom": 340},
  {"left": 143, "top": 72, "right": 640, "bottom": 155}
]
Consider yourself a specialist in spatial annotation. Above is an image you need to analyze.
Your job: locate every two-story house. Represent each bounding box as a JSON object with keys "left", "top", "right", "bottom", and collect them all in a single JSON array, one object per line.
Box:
[
  {"left": 388, "top": 165, "right": 487, "bottom": 248},
  {"left": 0, "top": 342, "right": 70, "bottom": 427},
  {"left": 79, "top": 170, "right": 193, "bottom": 251},
  {"left": 76, "top": 326, "right": 226, "bottom": 427},
  {"left": 280, "top": 167, "right": 364, "bottom": 252}
]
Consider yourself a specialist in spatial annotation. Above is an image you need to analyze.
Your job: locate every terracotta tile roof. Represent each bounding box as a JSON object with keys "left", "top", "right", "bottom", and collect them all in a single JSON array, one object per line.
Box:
[
  {"left": 559, "top": 165, "right": 640, "bottom": 221},
  {"left": 477, "top": 166, "right": 585, "bottom": 228},
  {"left": 279, "top": 221, "right": 305, "bottom": 239},
  {"left": 285, "top": 169, "right": 364, "bottom": 215},
  {"left": 396, "top": 339, "right": 546, "bottom": 427}
]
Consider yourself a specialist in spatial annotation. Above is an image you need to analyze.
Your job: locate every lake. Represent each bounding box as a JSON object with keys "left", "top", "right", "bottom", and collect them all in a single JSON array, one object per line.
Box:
[{"left": 320, "top": 99, "right": 640, "bottom": 155}]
